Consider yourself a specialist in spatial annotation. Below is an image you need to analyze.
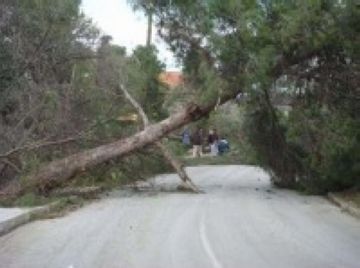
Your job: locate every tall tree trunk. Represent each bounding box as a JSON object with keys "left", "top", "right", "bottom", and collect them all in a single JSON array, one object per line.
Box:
[
  {"left": 0, "top": 91, "right": 237, "bottom": 199},
  {"left": 119, "top": 84, "right": 201, "bottom": 193},
  {"left": 146, "top": 8, "right": 153, "bottom": 47}
]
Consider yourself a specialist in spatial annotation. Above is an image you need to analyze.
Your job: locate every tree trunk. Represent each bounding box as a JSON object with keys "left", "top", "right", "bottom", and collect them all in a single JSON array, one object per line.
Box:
[
  {"left": 154, "top": 141, "right": 201, "bottom": 192},
  {"left": 119, "top": 84, "right": 201, "bottom": 193},
  {"left": 0, "top": 91, "right": 237, "bottom": 198},
  {"left": 146, "top": 8, "right": 153, "bottom": 47}
]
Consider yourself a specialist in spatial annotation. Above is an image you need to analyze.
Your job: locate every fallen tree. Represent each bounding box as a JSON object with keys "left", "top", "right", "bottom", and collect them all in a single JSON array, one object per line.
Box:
[
  {"left": 0, "top": 90, "right": 237, "bottom": 198},
  {"left": 0, "top": 48, "right": 320, "bottom": 199},
  {"left": 119, "top": 83, "right": 202, "bottom": 193}
]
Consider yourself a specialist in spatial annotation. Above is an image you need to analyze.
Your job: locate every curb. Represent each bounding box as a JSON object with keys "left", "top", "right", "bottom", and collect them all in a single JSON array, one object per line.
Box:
[
  {"left": 0, "top": 201, "right": 62, "bottom": 237},
  {"left": 328, "top": 193, "right": 360, "bottom": 219},
  {"left": 51, "top": 186, "right": 103, "bottom": 199}
]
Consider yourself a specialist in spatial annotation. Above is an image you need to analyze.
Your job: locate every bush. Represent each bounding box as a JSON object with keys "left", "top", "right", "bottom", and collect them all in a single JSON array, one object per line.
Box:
[
  {"left": 284, "top": 107, "right": 360, "bottom": 193},
  {"left": 243, "top": 101, "right": 302, "bottom": 188}
]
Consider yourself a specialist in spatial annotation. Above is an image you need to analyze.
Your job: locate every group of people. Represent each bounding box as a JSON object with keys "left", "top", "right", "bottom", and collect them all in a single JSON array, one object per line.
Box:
[{"left": 181, "top": 128, "right": 230, "bottom": 158}]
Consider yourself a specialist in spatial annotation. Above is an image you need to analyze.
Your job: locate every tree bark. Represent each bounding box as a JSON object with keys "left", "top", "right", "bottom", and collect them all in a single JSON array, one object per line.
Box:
[
  {"left": 155, "top": 141, "right": 201, "bottom": 192},
  {"left": 146, "top": 7, "right": 153, "bottom": 47},
  {"left": 119, "top": 84, "right": 201, "bottom": 193},
  {"left": 0, "top": 90, "right": 237, "bottom": 198}
]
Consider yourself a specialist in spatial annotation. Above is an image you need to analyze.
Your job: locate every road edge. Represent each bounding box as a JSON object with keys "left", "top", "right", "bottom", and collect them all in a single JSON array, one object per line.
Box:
[
  {"left": 0, "top": 201, "right": 62, "bottom": 237},
  {"left": 328, "top": 192, "right": 360, "bottom": 219}
]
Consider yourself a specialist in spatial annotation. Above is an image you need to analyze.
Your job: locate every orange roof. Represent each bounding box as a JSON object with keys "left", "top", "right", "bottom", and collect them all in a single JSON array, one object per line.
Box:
[{"left": 158, "top": 71, "right": 184, "bottom": 89}]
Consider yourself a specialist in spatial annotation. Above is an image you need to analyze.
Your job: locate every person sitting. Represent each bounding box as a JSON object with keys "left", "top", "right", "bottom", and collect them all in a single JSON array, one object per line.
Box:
[{"left": 218, "top": 137, "right": 230, "bottom": 155}]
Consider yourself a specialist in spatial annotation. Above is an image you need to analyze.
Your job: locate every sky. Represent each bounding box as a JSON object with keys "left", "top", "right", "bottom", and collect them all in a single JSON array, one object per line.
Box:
[{"left": 81, "top": 0, "right": 179, "bottom": 71}]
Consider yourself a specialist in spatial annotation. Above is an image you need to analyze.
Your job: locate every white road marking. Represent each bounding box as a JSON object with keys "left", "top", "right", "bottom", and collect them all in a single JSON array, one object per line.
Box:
[{"left": 199, "top": 214, "right": 223, "bottom": 268}]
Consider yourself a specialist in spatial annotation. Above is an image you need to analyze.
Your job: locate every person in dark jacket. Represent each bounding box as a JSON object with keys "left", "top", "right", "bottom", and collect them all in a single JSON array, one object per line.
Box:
[
  {"left": 191, "top": 128, "right": 203, "bottom": 157},
  {"left": 218, "top": 137, "right": 230, "bottom": 155}
]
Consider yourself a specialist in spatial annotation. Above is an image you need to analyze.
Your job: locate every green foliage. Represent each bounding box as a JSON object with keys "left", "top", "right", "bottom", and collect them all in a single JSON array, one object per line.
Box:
[
  {"left": 14, "top": 193, "right": 43, "bottom": 207},
  {"left": 129, "top": 45, "right": 167, "bottom": 120},
  {"left": 13, "top": 192, "right": 59, "bottom": 207},
  {"left": 22, "top": 154, "right": 42, "bottom": 175},
  {"left": 1, "top": 0, "right": 358, "bottom": 196},
  {"left": 152, "top": 0, "right": 359, "bottom": 193},
  {"left": 243, "top": 99, "right": 303, "bottom": 187},
  {"left": 0, "top": 1, "right": 170, "bottom": 192},
  {"left": 73, "top": 148, "right": 173, "bottom": 188},
  {"left": 208, "top": 105, "right": 258, "bottom": 164},
  {"left": 196, "top": 63, "right": 227, "bottom": 105},
  {"left": 166, "top": 140, "right": 188, "bottom": 157},
  {"left": 286, "top": 108, "right": 360, "bottom": 193}
]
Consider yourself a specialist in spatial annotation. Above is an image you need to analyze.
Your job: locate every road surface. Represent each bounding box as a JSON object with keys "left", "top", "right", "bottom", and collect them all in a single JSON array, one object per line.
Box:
[{"left": 0, "top": 165, "right": 360, "bottom": 268}]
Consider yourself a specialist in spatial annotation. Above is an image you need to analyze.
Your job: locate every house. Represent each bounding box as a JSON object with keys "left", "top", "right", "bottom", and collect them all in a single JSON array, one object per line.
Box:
[{"left": 158, "top": 71, "right": 184, "bottom": 89}]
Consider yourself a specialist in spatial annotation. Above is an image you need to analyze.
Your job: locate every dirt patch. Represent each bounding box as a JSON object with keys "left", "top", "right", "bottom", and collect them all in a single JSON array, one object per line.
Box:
[{"left": 337, "top": 191, "right": 360, "bottom": 208}]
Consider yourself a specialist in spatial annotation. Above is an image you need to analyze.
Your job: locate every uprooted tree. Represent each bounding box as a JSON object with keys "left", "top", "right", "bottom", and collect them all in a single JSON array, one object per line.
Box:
[
  {"left": 1, "top": 43, "right": 320, "bottom": 198},
  {"left": 1, "top": 90, "right": 236, "bottom": 198}
]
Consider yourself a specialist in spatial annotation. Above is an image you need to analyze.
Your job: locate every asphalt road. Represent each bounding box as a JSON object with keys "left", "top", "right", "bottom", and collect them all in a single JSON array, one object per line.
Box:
[{"left": 0, "top": 165, "right": 360, "bottom": 268}]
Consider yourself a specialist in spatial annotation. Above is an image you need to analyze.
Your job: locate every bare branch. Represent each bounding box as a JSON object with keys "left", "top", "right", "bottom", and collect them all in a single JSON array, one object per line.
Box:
[
  {"left": 0, "top": 159, "right": 21, "bottom": 173},
  {"left": 119, "top": 83, "right": 150, "bottom": 126},
  {"left": 0, "top": 136, "right": 80, "bottom": 159}
]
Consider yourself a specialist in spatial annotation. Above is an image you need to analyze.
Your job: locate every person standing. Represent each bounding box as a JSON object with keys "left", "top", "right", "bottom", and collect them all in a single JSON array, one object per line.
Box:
[
  {"left": 191, "top": 128, "right": 203, "bottom": 157},
  {"left": 208, "top": 129, "right": 219, "bottom": 156},
  {"left": 181, "top": 128, "right": 191, "bottom": 147}
]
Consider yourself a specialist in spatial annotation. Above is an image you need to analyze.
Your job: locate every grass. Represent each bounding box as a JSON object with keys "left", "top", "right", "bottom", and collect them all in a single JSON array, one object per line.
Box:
[
  {"left": 14, "top": 193, "right": 56, "bottom": 207},
  {"left": 0, "top": 191, "right": 86, "bottom": 209},
  {"left": 0, "top": 193, "right": 56, "bottom": 208},
  {"left": 39, "top": 196, "right": 86, "bottom": 219}
]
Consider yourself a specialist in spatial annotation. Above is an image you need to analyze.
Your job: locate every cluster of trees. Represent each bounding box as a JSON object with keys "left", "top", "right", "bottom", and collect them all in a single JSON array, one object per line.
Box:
[
  {"left": 134, "top": 0, "right": 359, "bottom": 193},
  {"left": 0, "top": 0, "right": 358, "bottom": 197},
  {"left": 0, "top": 0, "right": 168, "bottom": 194}
]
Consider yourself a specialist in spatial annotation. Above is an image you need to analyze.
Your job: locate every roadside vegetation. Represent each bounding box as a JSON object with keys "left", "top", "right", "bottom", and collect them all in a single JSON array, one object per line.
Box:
[
  {"left": 154, "top": 0, "right": 359, "bottom": 194},
  {"left": 0, "top": 0, "right": 171, "bottom": 204},
  {"left": 336, "top": 191, "right": 360, "bottom": 208},
  {"left": 0, "top": 0, "right": 358, "bottom": 204}
]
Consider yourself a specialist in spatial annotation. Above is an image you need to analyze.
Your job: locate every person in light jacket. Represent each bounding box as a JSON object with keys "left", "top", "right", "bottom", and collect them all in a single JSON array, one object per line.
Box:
[{"left": 208, "top": 129, "right": 219, "bottom": 156}]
